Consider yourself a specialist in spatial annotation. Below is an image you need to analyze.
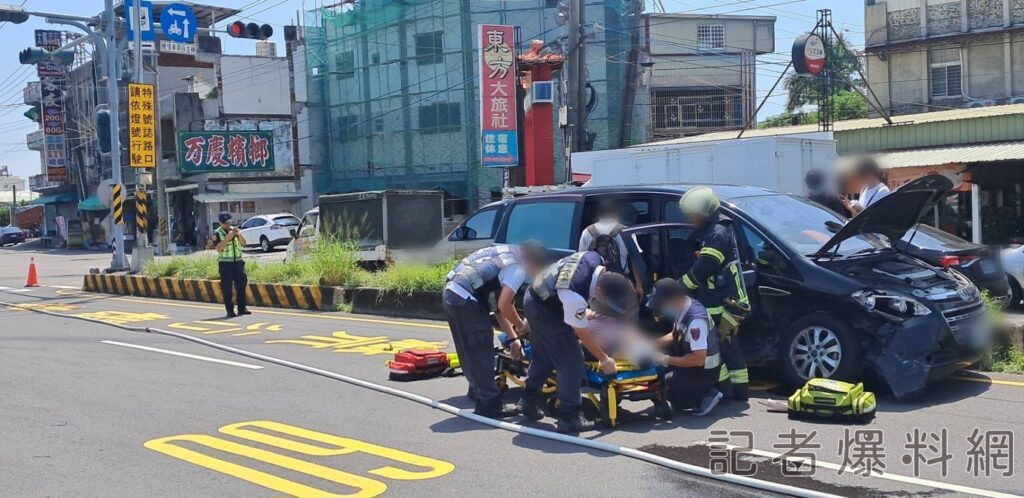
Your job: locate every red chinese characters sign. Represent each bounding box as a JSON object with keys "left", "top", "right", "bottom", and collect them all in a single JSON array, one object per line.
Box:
[
  {"left": 479, "top": 24, "right": 519, "bottom": 168},
  {"left": 177, "top": 131, "right": 274, "bottom": 174}
]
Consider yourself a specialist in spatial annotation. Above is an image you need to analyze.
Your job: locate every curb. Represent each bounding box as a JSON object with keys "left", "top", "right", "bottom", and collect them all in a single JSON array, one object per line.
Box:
[
  {"left": 82, "top": 273, "right": 344, "bottom": 311},
  {"left": 349, "top": 288, "right": 444, "bottom": 321}
]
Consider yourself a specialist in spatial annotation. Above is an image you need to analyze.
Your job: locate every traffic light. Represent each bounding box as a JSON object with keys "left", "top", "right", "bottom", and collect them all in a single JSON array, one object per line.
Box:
[
  {"left": 226, "top": 21, "right": 273, "bottom": 40},
  {"left": 0, "top": 8, "right": 28, "bottom": 24},
  {"left": 96, "top": 107, "right": 111, "bottom": 154},
  {"left": 18, "top": 47, "right": 75, "bottom": 65}
]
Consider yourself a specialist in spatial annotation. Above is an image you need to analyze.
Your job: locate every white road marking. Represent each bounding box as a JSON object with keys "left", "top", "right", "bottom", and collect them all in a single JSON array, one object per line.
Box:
[
  {"left": 48, "top": 285, "right": 80, "bottom": 290},
  {"left": 712, "top": 442, "right": 1019, "bottom": 498},
  {"left": 99, "top": 340, "right": 264, "bottom": 370},
  {"left": 8, "top": 288, "right": 35, "bottom": 293},
  {"left": 0, "top": 286, "right": 12, "bottom": 291}
]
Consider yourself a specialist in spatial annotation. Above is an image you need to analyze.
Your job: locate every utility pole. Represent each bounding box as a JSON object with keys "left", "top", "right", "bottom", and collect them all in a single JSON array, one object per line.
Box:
[
  {"left": 564, "top": 0, "right": 585, "bottom": 182},
  {"left": 105, "top": 0, "right": 129, "bottom": 270},
  {"left": 129, "top": 0, "right": 153, "bottom": 271}
]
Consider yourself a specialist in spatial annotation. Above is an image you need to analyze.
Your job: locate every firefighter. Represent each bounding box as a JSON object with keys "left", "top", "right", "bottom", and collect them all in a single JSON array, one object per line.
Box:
[
  {"left": 519, "top": 251, "right": 638, "bottom": 433},
  {"left": 677, "top": 187, "right": 751, "bottom": 401},
  {"left": 442, "top": 241, "right": 548, "bottom": 418},
  {"left": 578, "top": 198, "right": 645, "bottom": 299},
  {"left": 648, "top": 278, "right": 723, "bottom": 416}
]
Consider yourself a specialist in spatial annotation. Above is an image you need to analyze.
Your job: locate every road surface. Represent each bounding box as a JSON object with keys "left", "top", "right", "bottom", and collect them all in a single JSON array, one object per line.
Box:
[{"left": 1, "top": 246, "right": 1022, "bottom": 497}]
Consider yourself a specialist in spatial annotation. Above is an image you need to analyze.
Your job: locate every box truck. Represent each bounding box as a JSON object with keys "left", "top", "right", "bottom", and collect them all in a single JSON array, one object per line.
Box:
[
  {"left": 286, "top": 189, "right": 445, "bottom": 265},
  {"left": 574, "top": 134, "right": 838, "bottom": 195}
]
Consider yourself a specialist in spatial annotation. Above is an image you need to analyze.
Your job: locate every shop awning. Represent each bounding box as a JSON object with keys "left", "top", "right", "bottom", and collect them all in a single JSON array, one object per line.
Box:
[
  {"left": 165, "top": 183, "right": 199, "bottom": 193},
  {"left": 193, "top": 192, "right": 306, "bottom": 203},
  {"left": 29, "top": 192, "right": 77, "bottom": 205},
  {"left": 870, "top": 141, "right": 1024, "bottom": 170},
  {"left": 77, "top": 196, "right": 108, "bottom": 211}
]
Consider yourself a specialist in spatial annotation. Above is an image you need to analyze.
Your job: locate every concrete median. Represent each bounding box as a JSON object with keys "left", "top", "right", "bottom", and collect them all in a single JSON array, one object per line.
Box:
[{"left": 81, "top": 273, "right": 345, "bottom": 312}]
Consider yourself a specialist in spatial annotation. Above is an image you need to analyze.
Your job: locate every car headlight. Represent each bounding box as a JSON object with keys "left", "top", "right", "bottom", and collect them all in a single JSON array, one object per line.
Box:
[{"left": 852, "top": 290, "right": 931, "bottom": 320}]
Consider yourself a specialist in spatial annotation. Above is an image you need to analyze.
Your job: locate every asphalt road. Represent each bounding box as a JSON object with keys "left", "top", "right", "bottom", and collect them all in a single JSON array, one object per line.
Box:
[{"left": 2, "top": 247, "right": 1023, "bottom": 497}]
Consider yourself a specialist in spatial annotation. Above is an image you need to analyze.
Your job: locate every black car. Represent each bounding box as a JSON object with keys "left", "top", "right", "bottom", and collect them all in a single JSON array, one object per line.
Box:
[
  {"left": 896, "top": 224, "right": 1010, "bottom": 303},
  {"left": 0, "top": 226, "right": 26, "bottom": 246},
  {"left": 483, "top": 175, "right": 987, "bottom": 399}
]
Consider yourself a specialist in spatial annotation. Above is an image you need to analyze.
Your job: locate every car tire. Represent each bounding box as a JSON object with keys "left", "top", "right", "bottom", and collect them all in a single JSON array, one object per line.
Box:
[
  {"left": 778, "top": 313, "right": 864, "bottom": 387},
  {"left": 1008, "top": 278, "right": 1023, "bottom": 309},
  {"left": 260, "top": 236, "right": 271, "bottom": 253}
]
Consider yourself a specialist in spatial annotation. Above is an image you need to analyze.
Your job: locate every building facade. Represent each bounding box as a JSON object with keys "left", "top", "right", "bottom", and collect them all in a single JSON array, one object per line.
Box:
[
  {"left": 644, "top": 13, "right": 775, "bottom": 140},
  {"left": 304, "top": 0, "right": 648, "bottom": 214},
  {"left": 864, "top": 0, "right": 1024, "bottom": 116}
]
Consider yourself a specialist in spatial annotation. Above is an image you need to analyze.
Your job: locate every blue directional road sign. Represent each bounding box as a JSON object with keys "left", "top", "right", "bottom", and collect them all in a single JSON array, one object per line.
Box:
[
  {"left": 124, "top": 0, "right": 156, "bottom": 42},
  {"left": 160, "top": 3, "right": 197, "bottom": 44}
]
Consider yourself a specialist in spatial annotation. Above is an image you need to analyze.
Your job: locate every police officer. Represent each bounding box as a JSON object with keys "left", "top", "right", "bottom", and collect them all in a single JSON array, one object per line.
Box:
[
  {"left": 519, "top": 251, "right": 638, "bottom": 433},
  {"left": 677, "top": 187, "right": 750, "bottom": 401},
  {"left": 648, "top": 279, "right": 723, "bottom": 416},
  {"left": 211, "top": 211, "right": 250, "bottom": 318},
  {"left": 443, "top": 241, "right": 548, "bottom": 418}
]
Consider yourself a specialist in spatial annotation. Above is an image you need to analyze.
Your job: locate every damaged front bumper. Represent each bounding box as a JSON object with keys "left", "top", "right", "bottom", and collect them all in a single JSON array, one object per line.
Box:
[{"left": 865, "top": 300, "right": 989, "bottom": 400}]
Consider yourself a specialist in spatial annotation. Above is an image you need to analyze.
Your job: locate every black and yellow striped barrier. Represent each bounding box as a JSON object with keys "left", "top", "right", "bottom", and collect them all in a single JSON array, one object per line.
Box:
[
  {"left": 135, "top": 191, "right": 148, "bottom": 234},
  {"left": 112, "top": 184, "right": 124, "bottom": 225},
  {"left": 82, "top": 274, "right": 343, "bottom": 311}
]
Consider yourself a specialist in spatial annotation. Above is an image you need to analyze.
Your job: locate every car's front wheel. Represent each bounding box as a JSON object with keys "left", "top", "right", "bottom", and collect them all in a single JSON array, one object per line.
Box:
[
  {"left": 1007, "top": 277, "right": 1023, "bottom": 309},
  {"left": 778, "top": 313, "right": 864, "bottom": 387},
  {"left": 260, "top": 236, "right": 272, "bottom": 253}
]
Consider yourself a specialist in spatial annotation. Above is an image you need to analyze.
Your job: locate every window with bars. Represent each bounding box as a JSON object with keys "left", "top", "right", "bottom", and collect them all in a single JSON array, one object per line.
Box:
[
  {"left": 929, "top": 47, "right": 962, "bottom": 98},
  {"left": 334, "top": 51, "right": 355, "bottom": 80},
  {"left": 337, "top": 115, "right": 360, "bottom": 143},
  {"left": 697, "top": 25, "right": 725, "bottom": 51},
  {"left": 418, "top": 102, "right": 461, "bottom": 133},
  {"left": 414, "top": 31, "right": 444, "bottom": 65}
]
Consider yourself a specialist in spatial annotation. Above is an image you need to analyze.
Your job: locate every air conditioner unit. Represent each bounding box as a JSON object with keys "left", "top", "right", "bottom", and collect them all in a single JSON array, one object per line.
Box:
[
  {"left": 532, "top": 81, "right": 554, "bottom": 103},
  {"left": 967, "top": 99, "right": 997, "bottom": 108}
]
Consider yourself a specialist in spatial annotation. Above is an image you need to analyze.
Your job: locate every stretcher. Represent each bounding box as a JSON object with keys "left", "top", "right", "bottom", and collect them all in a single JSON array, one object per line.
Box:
[{"left": 493, "top": 333, "right": 671, "bottom": 427}]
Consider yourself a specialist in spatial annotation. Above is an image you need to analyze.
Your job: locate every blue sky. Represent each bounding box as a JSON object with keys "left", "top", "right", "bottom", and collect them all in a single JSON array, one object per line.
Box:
[{"left": 0, "top": 0, "right": 863, "bottom": 180}]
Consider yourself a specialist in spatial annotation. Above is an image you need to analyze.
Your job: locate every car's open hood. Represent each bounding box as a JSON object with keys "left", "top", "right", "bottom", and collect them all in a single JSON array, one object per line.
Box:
[{"left": 815, "top": 174, "right": 953, "bottom": 256}]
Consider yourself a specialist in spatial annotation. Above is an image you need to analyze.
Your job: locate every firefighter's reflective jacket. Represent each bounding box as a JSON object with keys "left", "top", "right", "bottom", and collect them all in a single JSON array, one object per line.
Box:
[{"left": 680, "top": 213, "right": 750, "bottom": 327}]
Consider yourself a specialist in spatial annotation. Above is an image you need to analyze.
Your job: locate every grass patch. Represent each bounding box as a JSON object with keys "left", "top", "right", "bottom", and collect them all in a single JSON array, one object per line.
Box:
[
  {"left": 144, "top": 240, "right": 457, "bottom": 293},
  {"left": 990, "top": 344, "right": 1024, "bottom": 374}
]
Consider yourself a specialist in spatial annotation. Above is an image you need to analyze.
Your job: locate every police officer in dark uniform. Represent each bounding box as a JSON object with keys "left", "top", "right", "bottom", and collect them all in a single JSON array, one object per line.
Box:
[
  {"left": 211, "top": 211, "right": 250, "bottom": 318},
  {"left": 442, "top": 241, "right": 548, "bottom": 418},
  {"left": 519, "top": 250, "right": 638, "bottom": 433},
  {"left": 648, "top": 278, "right": 723, "bottom": 416},
  {"left": 677, "top": 187, "right": 751, "bottom": 401}
]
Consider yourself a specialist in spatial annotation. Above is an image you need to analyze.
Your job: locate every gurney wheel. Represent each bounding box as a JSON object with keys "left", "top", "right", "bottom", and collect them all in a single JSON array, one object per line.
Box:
[{"left": 495, "top": 375, "right": 508, "bottom": 393}]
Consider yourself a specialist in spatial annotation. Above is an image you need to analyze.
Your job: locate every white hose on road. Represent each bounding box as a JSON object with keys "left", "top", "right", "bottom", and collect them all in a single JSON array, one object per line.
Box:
[{"left": 6, "top": 300, "right": 840, "bottom": 498}]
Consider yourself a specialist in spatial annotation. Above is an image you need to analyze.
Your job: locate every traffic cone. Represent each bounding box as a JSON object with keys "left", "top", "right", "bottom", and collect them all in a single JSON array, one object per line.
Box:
[{"left": 25, "top": 257, "right": 39, "bottom": 287}]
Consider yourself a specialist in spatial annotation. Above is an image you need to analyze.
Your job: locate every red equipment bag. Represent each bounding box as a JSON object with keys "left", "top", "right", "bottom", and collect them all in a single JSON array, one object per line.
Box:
[{"left": 388, "top": 349, "right": 450, "bottom": 381}]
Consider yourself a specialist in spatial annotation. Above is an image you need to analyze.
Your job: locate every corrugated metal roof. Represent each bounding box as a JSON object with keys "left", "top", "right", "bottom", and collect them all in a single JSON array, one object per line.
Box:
[
  {"left": 640, "top": 103, "right": 1024, "bottom": 147},
  {"left": 866, "top": 141, "right": 1024, "bottom": 169}
]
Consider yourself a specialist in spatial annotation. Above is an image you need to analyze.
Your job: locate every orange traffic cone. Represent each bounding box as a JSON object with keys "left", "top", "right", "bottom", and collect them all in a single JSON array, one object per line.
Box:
[{"left": 25, "top": 257, "right": 39, "bottom": 287}]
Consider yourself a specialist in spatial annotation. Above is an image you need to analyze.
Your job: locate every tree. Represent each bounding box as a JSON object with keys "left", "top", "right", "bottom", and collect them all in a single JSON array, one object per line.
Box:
[
  {"left": 758, "top": 91, "right": 866, "bottom": 129},
  {"left": 784, "top": 33, "right": 863, "bottom": 112}
]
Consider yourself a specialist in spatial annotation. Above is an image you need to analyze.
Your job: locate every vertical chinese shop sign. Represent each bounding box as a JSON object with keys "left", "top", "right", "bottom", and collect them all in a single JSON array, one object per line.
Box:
[
  {"left": 479, "top": 24, "right": 518, "bottom": 168},
  {"left": 128, "top": 83, "right": 157, "bottom": 168},
  {"left": 36, "top": 30, "right": 68, "bottom": 183},
  {"left": 177, "top": 131, "right": 275, "bottom": 174}
]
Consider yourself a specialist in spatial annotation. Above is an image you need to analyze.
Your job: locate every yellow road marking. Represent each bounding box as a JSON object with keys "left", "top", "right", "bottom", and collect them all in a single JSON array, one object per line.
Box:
[
  {"left": 951, "top": 372, "right": 1024, "bottom": 387},
  {"left": 105, "top": 295, "right": 450, "bottom": 330},
  {"left": 145, "top": 420, "right": 453, "bottom": 497},
  {"left": 233, "top": 331, "right": 261, "bottom": 337}
]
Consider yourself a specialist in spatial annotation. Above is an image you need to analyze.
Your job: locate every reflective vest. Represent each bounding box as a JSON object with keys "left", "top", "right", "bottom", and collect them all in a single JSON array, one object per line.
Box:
[
  {"left": 215, "top": 226, "right": 244, "bottom": 262},
  {"left": 446, "top": 245, "right": 516, "bottom": 283},
  {"left": 682, "top": 217, "right": 749, "bottom": 316},
  {"left": 671, "top": 298, "right": 722, "bottom": 371},
  {"left": 530, "top": 251, "right": 603, "bottom": 304},
  {"left": 449, "top": 251, "right": 520, "bottom": 301}
]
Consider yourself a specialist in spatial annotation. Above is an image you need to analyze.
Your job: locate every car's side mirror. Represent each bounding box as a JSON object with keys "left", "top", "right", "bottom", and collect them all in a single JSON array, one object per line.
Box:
[
  {"left": 451, "top": 225, "right": 470, "bottom": 241},
  {"left": 824, "top": 220, "right": 844, "bottom": 233},
  {"left": 289, "top": 228, "right": 297, "bottom": 237}
]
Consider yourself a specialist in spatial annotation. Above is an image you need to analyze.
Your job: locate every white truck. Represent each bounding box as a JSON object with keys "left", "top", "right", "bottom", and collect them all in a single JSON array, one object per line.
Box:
[{"left": 573, "top": 133, "right": 838, "bottom": 195}]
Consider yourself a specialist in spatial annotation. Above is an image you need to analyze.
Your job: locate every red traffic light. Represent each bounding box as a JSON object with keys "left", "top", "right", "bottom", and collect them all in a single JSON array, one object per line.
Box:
[{"left": 226, "top": 20, "right": 273, "bottom": 40}]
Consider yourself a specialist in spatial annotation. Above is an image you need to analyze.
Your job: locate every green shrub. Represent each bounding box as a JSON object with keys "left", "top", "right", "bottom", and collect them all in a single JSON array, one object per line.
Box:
[
  {"left": 990, "top": 344, "right": 1024, "bottom": 374},
  {"left": 143, "top": 243, "right": 456, "bottom": 293}
]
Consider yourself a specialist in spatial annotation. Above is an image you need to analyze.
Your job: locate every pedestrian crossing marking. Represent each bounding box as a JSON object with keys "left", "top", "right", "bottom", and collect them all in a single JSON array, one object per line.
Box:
[{"left": 145, "top": 420, "right": 454, "bottom": 497}]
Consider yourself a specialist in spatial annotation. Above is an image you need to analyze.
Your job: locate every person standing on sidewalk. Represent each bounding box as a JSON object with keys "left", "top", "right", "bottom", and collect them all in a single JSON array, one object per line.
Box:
[{"left": 212, "top": 211, "right": 250, "bottom": 318}]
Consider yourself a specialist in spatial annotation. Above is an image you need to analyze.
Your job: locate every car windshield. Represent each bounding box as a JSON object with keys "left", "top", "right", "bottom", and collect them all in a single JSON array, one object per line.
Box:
[
  {"left": 731, "top": 194, "right": 887, "bottom": 256},
  {"left": 273, "top": 216, "right": 301, "bottom": 227}
]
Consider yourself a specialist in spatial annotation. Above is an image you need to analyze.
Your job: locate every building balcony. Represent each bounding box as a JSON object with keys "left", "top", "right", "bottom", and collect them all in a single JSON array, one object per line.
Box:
[
  {"left": 23, "top": 81, "right": 40, "bottom": 105},
  {"left": 26, "top": 130, "right": 43, "bottom": 151},
  {"left": 29, "top": 173, "right": 66, "bottom": 192}
]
